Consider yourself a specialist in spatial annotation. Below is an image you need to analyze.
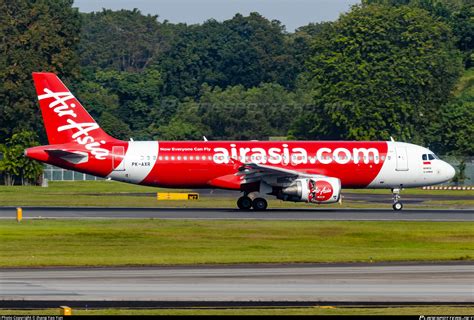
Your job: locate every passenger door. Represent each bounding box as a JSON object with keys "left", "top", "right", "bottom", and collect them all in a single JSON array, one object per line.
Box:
[{"left": 395, "top": 147, "right": 408, "bottom": 171}]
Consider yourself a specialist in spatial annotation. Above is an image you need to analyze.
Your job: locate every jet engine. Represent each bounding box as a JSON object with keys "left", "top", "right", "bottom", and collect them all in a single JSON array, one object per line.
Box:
[{"left": 276, "top": 177, "right": 341, "bottom": 204}]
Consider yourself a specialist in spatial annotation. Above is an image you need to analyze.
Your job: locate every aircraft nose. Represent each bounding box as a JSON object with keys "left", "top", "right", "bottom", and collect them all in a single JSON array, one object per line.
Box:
[{"left": 446, "top": 162, "right": 455, "bottom": 180}]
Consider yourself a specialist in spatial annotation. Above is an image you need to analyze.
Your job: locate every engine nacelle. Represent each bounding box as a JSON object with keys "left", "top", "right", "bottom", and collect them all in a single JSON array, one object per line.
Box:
[{"left": 277, "top": 177, "right": 341, "bottom": 204}]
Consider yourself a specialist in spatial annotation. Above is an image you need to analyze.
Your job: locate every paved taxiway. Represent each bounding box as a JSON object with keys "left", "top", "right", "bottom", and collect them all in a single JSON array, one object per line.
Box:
[
  {"left": 0, "top": 207, "right": 472, "bottom": 221},
  {"left": 1, "top": 263, "right": 472, "bottom": 302}
]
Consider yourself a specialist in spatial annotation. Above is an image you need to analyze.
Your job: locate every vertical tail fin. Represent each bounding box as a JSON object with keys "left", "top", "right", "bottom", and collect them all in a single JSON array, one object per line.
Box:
[{"left": 32, "top": 72, "right": 116, "bottom": 145}]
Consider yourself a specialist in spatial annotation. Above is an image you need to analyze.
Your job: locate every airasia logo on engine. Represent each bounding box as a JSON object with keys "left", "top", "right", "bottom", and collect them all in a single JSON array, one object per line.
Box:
[{"left": 308, "top": 180, "right": 333, "bottom": 202}]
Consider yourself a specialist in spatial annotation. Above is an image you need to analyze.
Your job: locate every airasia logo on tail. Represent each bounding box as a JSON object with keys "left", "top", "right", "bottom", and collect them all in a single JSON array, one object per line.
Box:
[
  {"left": 308, "top": 180, "right": 333, "bottom": 202},
  {"left": 38, "top": 88, "right": 109, "bottom": 160}
]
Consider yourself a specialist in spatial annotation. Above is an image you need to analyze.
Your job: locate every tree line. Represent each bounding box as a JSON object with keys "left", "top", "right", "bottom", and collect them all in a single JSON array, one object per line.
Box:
[{"left": 0, "top": 0, "right": 472, "bottom": 184}]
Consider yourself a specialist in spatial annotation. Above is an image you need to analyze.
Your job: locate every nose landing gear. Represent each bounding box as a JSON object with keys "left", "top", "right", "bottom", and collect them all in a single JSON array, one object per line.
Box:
[{"left": 392, "top": 188, "right": 403, "bottom": 211}]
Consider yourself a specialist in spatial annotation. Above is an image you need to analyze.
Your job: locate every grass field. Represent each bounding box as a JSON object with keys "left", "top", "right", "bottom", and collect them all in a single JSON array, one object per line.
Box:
[
  {"left": 1, "top": 306, "right": 473, "bottom": 315},
  {"left": 0, "top": 219, "right": 472, "bottom": 267},
  {"left": 1, "top": 183, "right": 472, "bottom": 316},
  {"left": 0, "top": 180, "right": 472, "bottom": 208}
]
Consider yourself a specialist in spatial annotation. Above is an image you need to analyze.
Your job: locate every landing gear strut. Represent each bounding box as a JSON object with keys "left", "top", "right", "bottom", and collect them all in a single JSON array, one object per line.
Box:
[{"left": 392, "top": 188, "right": 403, "bottom": 211}]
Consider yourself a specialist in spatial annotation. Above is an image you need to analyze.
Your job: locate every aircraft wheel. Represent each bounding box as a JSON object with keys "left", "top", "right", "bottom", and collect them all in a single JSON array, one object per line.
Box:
[
  {"left": 252, "top": 197, "right": 268, "bottom": 211},
  {"left": 237, "top": 196, "right": 252, "bottom": 210},
  {"left": 392, "top": 202, "right": 403, "bottom": 211}
]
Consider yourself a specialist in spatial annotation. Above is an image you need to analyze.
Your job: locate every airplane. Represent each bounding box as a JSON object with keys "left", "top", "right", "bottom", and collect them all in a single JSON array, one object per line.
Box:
[{"left": 25, "top": 72, "right": 456, "bottom": 211}]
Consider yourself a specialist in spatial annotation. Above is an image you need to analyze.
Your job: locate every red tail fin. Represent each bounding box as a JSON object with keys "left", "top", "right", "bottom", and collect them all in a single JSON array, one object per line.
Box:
[{"left": 32, "top": 72, "right": 116, "bottom": 145}]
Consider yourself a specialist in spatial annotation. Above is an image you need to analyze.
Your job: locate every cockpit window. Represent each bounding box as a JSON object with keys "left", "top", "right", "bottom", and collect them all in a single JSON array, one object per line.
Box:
[
  {"left": 422, "top": 154, "right": 427, "bottom": 161},
  {"left": 428, "top": 154, "right": 435, "bottom": 160}
]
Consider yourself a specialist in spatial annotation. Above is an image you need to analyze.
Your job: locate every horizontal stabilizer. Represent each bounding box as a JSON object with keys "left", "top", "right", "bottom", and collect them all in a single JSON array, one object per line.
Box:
[{"left": 45, "top": 149, "right": 89, "bottom": 164}]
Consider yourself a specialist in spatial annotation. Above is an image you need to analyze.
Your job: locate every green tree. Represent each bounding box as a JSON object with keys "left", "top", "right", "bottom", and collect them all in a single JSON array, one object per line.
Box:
[
  {"left": 363, "top": 0, "right": 473, "bottom": 67},
  {"left": 151, "top": 82, "right": 307, "bottom": 140},
  {"left": 78, "top": 9, "right": 166, "bottom": 72},
  {"left": 94, "top": 69, "right": 163, "bottom": 139},
  {"left": 73, "top": 79, "right": 132, "bottom": 140},
  {"left": 74, "top": 80, "right": 120, "bottom": 118},
  {"left": 450, "top": 4, "right": 473, "bottom": 67},
  {"left": 287, "top": 22, "right": 334, "bottom": 73},
  {"left": 0, "top": 131, "right": 43, "bottom": 185},
  {"left": 150, "top": 99, "right": 211, "bottom": 140},
  {"left": 99, "top": 112, "right": 133, "bottom": 140},
  {"left": 172, "top": 83, "right": 305, "bottom": 140},
  {"left": 291, "top": 4, "right": 463, "bottom": 142},
  {"left": 0, "top": 0, "right": 81, "bottom": 144},
  {"left": 427, "top": 88, "right": 474, "bottom": 156},
  {"left": 158, "top": 13, "right": 297, "bottom": 99}
]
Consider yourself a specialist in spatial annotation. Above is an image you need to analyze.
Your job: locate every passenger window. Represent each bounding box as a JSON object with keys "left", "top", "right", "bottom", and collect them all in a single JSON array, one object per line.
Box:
[{"left": 422, "top": 154, "right": 427, "bottom": 161}]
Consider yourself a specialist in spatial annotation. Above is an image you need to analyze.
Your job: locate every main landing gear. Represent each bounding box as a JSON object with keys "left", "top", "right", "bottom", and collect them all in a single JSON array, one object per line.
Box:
[
  {"left": 392, "top": 188, "right": 403, "bottom": 211},
  {"left": 237, "top": 194, "right": 268, "bottom": 211}
]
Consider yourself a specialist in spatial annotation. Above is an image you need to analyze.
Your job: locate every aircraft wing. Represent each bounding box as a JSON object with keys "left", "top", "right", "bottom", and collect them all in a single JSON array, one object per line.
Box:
[{"left": 234, "top": 160, "right": 324, "bottom": 184}]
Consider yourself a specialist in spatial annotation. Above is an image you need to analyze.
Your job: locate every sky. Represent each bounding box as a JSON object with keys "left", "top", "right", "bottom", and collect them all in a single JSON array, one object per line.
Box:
[{"left": 73, "top": 0, "right": 361, "bottom": 32}]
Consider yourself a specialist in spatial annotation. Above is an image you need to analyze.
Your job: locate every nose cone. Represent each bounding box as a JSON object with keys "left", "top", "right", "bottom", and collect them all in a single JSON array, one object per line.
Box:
[{"left": 445, "top": 162, "right": 456, "bottom": 181}]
